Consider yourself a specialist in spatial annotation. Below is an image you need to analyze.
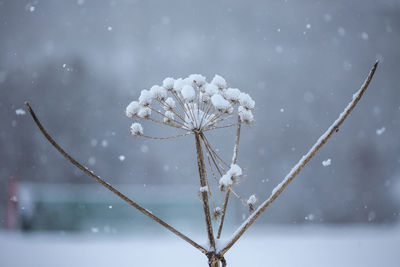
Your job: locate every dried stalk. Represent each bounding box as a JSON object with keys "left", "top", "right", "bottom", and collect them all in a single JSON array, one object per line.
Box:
[
  {"left": 194, "top": 132, "right": 216, "bottom": 251},
  {"left": 24, "top": 102, "right": 207, "bottom": 255},
  {"left": 218, "top": 61, "right": 379, "bottom": 256},
  {"left": 217, "top": 117, "right": 241, "bottom": 239}
]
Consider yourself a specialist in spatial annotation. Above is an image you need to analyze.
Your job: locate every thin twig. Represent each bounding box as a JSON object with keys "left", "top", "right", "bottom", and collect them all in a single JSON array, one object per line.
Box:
[
  {"left": 217, "top": 117, "right": 241, "bottom": 239},
  {"left": 218, "top": 61, "right": 379, "bottom": 255},
  {"left": 24, "top": 102, "right": 207, "bottom": 255},
  {"left": 140, "top": 132, "right": 193, "bottom": 140}
]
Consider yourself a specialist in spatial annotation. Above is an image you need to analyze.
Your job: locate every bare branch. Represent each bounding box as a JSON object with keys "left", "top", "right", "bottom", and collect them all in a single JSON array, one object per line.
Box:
[
  {"left": 219, "top": 61, "right": 379, "bottom": 255},
  {"left": 24, "top": 102, "right": 207, "bottom": 255}
]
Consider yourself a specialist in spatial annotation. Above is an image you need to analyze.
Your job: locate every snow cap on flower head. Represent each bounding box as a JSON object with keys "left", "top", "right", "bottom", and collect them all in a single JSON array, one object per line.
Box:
[
  {"left": 130, "top": 122, "right": 143, "bottom": 136},
  {"left": 211, "top": 74, "right": 227, "bottom": 89},
  {"left": 126, "top": 101, "right": 140, "bottom": 118},
  {"left": 162, "top": 77, "right": 175, "bottom": 91}
]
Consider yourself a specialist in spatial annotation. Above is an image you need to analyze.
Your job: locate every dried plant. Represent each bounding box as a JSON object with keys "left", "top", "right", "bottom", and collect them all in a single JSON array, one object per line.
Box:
[{"left": 25, "top": 61, "right": 378, "bottom": 266}]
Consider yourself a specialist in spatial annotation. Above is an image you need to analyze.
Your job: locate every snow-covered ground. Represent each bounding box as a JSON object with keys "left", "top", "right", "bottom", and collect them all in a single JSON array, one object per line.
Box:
[{"left": 1, "top": 225, "right": 399, "bottom": 267}]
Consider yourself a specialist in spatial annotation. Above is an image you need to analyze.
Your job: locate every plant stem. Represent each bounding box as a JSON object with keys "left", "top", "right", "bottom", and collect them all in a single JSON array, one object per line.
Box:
[
  {"left": 217, "top": 117, "right": 241, "bottom": 239},
  {"left": 194, "top": 132, "right": 216, "bottom": 251}
]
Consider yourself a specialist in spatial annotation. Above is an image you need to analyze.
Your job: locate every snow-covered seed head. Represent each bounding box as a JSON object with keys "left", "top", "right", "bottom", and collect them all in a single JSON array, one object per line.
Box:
[
  {"left": 219, "top": 173, "right": 233, "bottom": 192},
  {"left": 137, "top": 106, "right": 151, "bottom": 118},
  {"left": 138, "top": 89, "right": 153, "bottom": 106},
  {"left": 181, "top": 85, "right": 196, "bottom": 102},
  {"left": 211, "top": 74, "right": 227, "bottom": 89},
  {"left": 150, "top": 85, "right": 167, "bottom": 101},
  {"left": 163, "top": 111, "right": 174, "bottom": 123},
  {"left": 224, "top": 88, "right": 241, "bottom": 103},
  {"left": 211, "top": 94, "right": 230, "bottom": 112},
  {"left": 238, "top": 92, "right": 255, "bottom": 110},
  {"left": 219, "top": 164, "right": 243, "bottom": 191},
  {"left": 188, "top": 74, "right": 206, "bottom": 87},
  {"left": 163, "top": 97, "right": 176, "bottom": 111},
  {"left": 205, "top": 83, "right": 219, "bottom": 96},
  {"left": 130, "top": 122, "right": 143, "bottom": 136},
  {"left": 162, "top": 77, "right": 175, "bottom": 91},
  {"left": 173, "top": 78, "right": 185, "bottom": 93},
  {"left": 125, "top": 74, "right": 255, "bottom": 136},
  {"left": 227, "top": 164, "right": 242, "bottom": 184},
  {"left": 238, "top": 106, "right": 254, "bottom": 124},
  {"left": 126, "top": 101, "right": 140, "bottom": 118},
  {"left": 247, "top": 194, "right": 257, "bottom": 213}
]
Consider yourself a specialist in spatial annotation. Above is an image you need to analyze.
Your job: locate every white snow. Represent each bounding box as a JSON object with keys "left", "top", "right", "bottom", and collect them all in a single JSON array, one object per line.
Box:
[
  {"left": 173, "top": 78, "right": 185, "bottom": 93},
  {"left": 238, "top": 106, "right": 254, "bottom": 123},
  {"left": 376, "top": 127, "right": 385, "bottom": 135},
  {"left": 204, "top": 83, "right": 219, "bottom": 96},
  {"left": 164, "top": 97, "right": 176, "bottom": 110},
  {"left": 150, "top": 85, "right": 167, "bottom": 101},
  {"left": 322, "top": 158, "right": 331, "bottom": 167},
  {"left": 130, "top": 122, "right": 143, "bottom": 136},
  {"left": 125, "top": 101, "right": 140, "bottom": 117},
  {"left": 162, "top": 77, "right": 175, "bottom": 90},
  {"left": 228, "top": 164, "right": 242, "bottom": 179},
  {"left": 181, "top": 85, "right": 196, "bottom": 102},
  {"left": 1, "top": 226, "right": 398, "bottom": 267},
  {"left": 101, "top": 140, "right": 108, "bottom": 147},
  {"left": 163, "top": 111, "right": 175, "bottom": 123},
  {"left": 199, "top": 186, "right": 208, "bottom": 193},
  {"left": 188, "top": 74, "right": 206, "bottom": 87},
  {"left": 224, "top": 88, "right": 241, "bottom": 103},
  {"left": 211, "top": 74, "right": 227, "bottom": 89},
  {"left": 238, "top": 93, "right": 255, "bottom": 109},
  {"left": 138, "top": 90, "right": 153, "bottom": 106},
  {"left": 137, "top": 106, "right": 151, "bottom": 118},
  {"left": 15, "top": 108, "right": 26, "bottom": 115},
  {"left": 219, "top": 174, "right": 233, "bottom": 186},
  {"left": 118, "top": 155, "right": 125, "bottom": 161},
  {"left": 247, "top": 194, "right": 257, "bottom": 205},
  {"left": 211, "top": 94, "right": 230, "bottom": 112}
]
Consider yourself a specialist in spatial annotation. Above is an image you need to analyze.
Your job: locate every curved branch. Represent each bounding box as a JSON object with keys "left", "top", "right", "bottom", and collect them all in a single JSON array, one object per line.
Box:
[
  {"left": 24, "top": 102, "right": 207, "bottom": 255},
  {"left": 219, "top": 61, "right": 379, "bottom": 255}
]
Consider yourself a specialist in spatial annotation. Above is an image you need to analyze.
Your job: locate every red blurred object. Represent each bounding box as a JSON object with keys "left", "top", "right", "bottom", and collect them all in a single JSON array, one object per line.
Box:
[{"left": 6, "top": 176, "right": 19, "bottom": 230}]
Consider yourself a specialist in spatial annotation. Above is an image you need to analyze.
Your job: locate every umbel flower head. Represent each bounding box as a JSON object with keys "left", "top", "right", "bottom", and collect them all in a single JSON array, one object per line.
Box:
[{"left": 125, "top": 74, "right": 255, "bottom": 138}]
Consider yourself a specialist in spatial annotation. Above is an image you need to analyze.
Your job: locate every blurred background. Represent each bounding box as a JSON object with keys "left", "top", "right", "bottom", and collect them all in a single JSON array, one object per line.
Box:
[{"left": 0, "top": 0, "right": 399, "bottom": 266}]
